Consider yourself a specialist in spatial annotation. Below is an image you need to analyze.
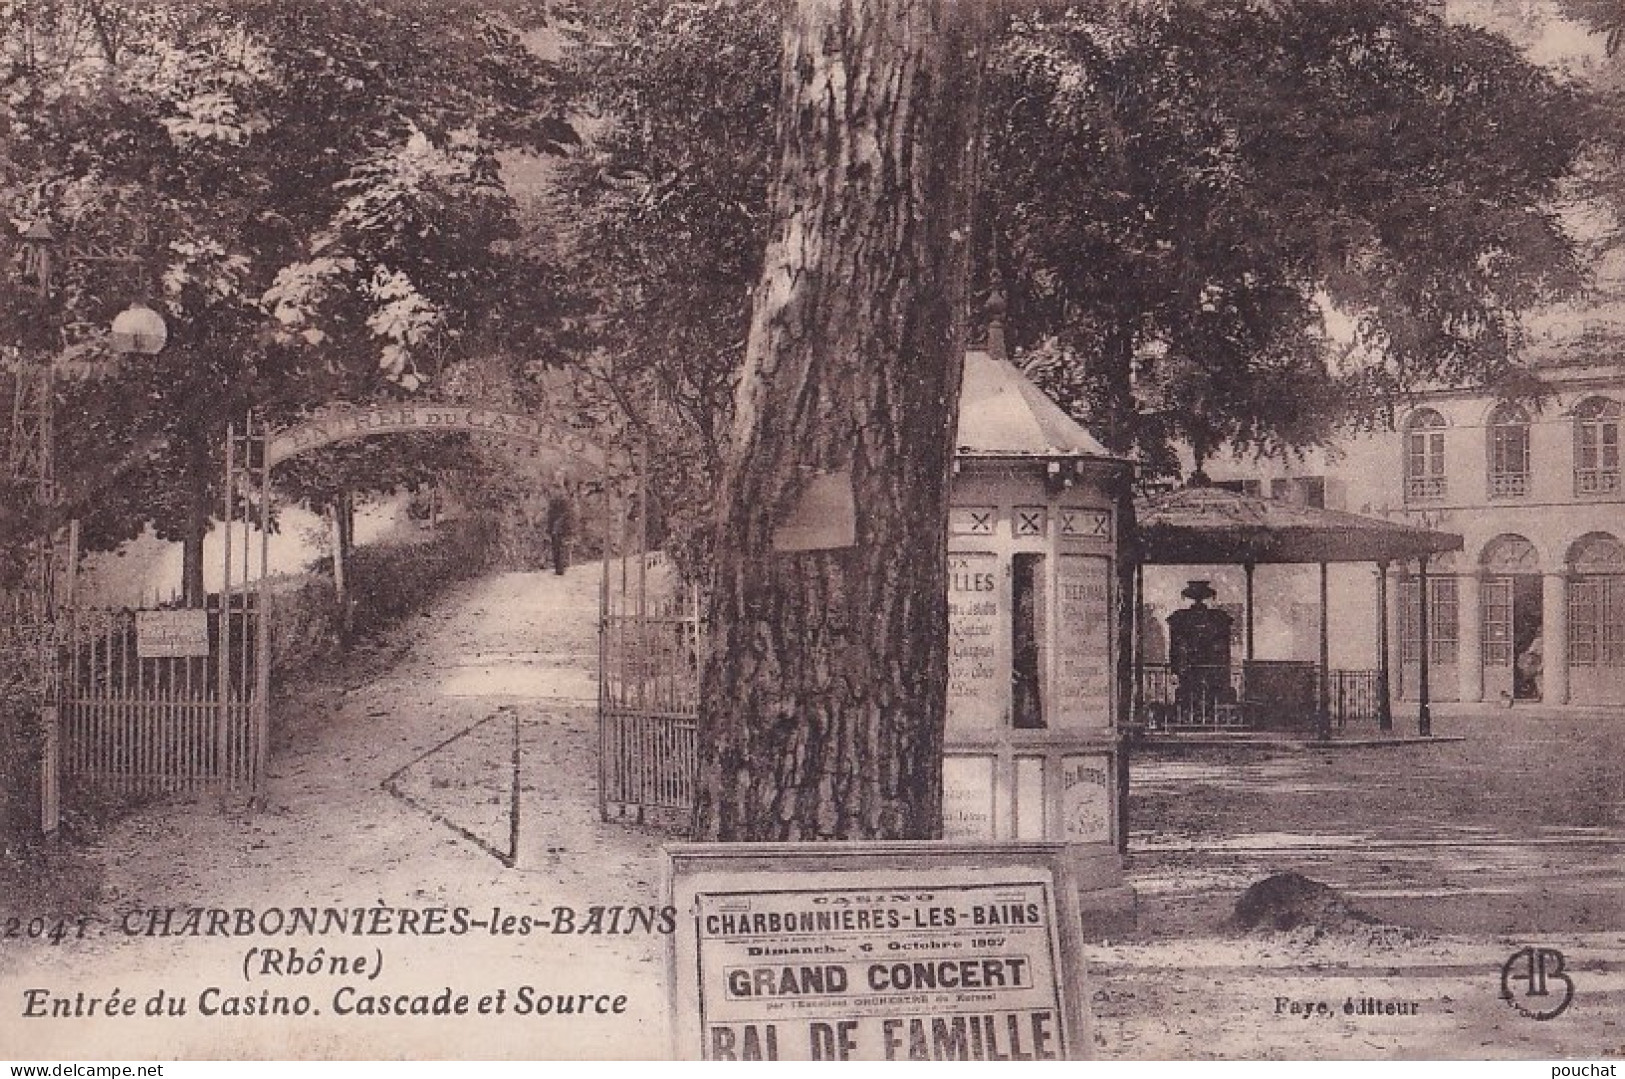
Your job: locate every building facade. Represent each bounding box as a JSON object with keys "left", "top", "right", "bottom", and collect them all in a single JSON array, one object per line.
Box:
[{"left": 1197, "top": 355, "right": 1625, "bottom": 711}]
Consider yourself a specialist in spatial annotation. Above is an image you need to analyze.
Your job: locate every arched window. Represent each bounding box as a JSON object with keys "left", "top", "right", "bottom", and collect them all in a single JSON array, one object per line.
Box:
[
  {"left": 1574, "top": 397, "right": 1621, "bottom": 496},
  {"left": 1487, "top": 402, "right": 1531, "bottom": 499},
  {"left": 1568, "top": 533, "right": 1625, "bottom": 668},
  {"left": 1404, "top": 409, "right": 1446, "bottom": 502}
]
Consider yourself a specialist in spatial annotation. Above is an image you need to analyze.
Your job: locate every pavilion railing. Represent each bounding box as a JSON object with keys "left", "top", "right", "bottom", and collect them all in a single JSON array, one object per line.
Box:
[
  {"left": 1138, "top": 663, "right": 1244, "bottom": 730},
  {"left": 1138, "top": 663, "right": 1386, "bottom": 731},
  {"left": 1330, "top": 668, "right": 1383, "bottom": 725}
]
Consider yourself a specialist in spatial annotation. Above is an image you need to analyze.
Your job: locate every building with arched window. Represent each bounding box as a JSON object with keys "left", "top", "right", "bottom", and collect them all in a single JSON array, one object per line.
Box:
[
  {"left": 1193, "top": 336, "right": 1625, "bottom": 712},
  {"left": 1405, "top": 409, "right": 1448, "bottom": 502},
  {"left": 1567, "top": 532, "right": 1625, "bottom": 703}
]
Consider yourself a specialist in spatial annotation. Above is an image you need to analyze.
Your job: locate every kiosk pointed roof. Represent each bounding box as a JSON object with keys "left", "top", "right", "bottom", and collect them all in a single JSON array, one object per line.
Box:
[{"left": 955, "top": 350, "right": 1120, "bottom": 461}]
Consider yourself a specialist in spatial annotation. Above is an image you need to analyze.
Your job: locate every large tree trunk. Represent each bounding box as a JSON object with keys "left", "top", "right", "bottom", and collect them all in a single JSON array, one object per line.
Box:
[
  {"left": 693, "top": 0, "right": 985, "bottom": 842},
  {"left": 180, "top": 432, "right": 215, "bottom": 608},
  {"left": 333, "top": 489, "right": 356, "bottom": 646},
  {"left": 181, "top": 498, "right": 208, "bottom": 607}
]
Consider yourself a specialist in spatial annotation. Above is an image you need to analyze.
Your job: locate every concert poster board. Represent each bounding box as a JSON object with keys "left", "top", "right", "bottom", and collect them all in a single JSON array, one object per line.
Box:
[{"left": 664, "top": 841, "right": 1091, "bottom": 1061}]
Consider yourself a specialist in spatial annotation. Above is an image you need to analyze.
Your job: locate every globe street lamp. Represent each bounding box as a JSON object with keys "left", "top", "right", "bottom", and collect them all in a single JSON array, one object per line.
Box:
[
  {"left": 110, "top": 302, "right": 168, "bottom": 356},
  {"left": 20, "top": 219, "right": 169, "bottom": 358}
]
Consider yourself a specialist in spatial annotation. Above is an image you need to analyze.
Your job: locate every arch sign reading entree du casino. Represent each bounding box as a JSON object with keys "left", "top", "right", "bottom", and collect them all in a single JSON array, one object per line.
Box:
[{"left": 264, "top": 402, "right": 609, "bottom": 472}]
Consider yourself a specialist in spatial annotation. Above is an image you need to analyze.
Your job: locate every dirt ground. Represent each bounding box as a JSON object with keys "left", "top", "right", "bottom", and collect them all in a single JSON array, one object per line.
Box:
[
  {"left": 1, "top": 565, "right": 1621, "bottom": 1060},
  {"left": 1102, "top": 726, "right": 1625, "bottom": 1059}
]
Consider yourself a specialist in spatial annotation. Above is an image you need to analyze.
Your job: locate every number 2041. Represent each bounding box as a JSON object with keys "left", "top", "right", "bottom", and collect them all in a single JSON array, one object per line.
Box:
[{"left": 3, "top": 916, "right": 92, "bottom": 944}]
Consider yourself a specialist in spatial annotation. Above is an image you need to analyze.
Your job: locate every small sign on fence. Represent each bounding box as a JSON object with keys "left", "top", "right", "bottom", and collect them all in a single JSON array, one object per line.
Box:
[
  {"left": 135, "top": 609, "right": 210, "bottom": 658},
  {"left": 666, "top": 842, "right": 1091, "bottom": 1061}
]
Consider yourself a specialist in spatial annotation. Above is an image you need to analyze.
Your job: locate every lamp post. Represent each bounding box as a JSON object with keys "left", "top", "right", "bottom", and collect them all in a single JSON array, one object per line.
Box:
[{"left": 8, "top": 217, "right": 168, "bottom": 836}]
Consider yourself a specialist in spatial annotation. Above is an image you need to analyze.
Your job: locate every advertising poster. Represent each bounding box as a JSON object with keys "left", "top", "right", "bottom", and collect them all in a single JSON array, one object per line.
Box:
[
  {"left": 666, "top": 845, "right": 1091, "bottom": 1062},
  {"left": 691, "top": 881, "right": 1070, "bottom": 1061}
]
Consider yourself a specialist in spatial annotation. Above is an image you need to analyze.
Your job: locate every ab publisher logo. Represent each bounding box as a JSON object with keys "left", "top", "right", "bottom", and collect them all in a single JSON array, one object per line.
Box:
[{"left": 1500, "top": 947, "right": 1574, "bottom": 1020}]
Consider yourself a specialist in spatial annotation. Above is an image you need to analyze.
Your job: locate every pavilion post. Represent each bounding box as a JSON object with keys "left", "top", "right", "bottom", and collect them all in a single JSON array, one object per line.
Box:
[
  {"left": 1317, "top": 561, "right": 1330, "bottom": 741},
  {"left": 1132, "top": 560, "right": 1145, "bottom": 727},
  {"left": 1417, "top": 554, "right": 1432, "bottom": 737},
  {"left": 1376, "top": 560, "right": 1393, "bottom": 732},
  {"left": 1243, "top": 560, "right": 1256, "bottom": 662}
]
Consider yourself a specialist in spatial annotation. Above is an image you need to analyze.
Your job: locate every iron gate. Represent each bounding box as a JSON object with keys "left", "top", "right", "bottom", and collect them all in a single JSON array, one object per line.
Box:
[
  {"left": 57, "top": 416, "right": 270, "bottom": 801},
  {"left": 597, "top": 479, "right": 702, "bottom": 826}
]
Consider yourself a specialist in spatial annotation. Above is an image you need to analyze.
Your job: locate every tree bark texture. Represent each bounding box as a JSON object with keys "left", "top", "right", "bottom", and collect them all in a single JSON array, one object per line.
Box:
[
  {"left": 181, "top": 435, "right": 214, "bottom": 608},
  {"left": 334, "top": 490, "right": 356, "bottom": 646},
  {"left": 693, "top": 0, "right": 985, "bottom": 842},
  {"left": 182, "top": 500, "right": 208, "bottom": 607}
]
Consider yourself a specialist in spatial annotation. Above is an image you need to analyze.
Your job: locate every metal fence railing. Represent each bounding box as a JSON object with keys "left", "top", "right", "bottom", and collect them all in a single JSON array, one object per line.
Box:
[
  {"left": 1138, "top": 663, "right": 1386, "bottom": 732},
  {"left": 1330, "top": 668, "right": 1383, "bottom": 725},
  {"left": 599, "top": 550, "right": 702, "bottom": 825},
  {"left": 58, "top": 599, "right": 263, "bottom": 795}
]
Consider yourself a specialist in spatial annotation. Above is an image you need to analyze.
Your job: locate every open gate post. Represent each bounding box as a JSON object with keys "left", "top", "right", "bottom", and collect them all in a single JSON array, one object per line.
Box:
[
  {"left": 4, "top": 360, "right": 65, "bottom": 833},
  {"left": 597, "top": 458, "right": 703, "bottom": 827}
]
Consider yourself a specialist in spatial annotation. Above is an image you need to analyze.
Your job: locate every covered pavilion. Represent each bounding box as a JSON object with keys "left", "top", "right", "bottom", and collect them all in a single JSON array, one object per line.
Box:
[{"left": 1134, "top": 481, "right": 1464, "bottom": 738}]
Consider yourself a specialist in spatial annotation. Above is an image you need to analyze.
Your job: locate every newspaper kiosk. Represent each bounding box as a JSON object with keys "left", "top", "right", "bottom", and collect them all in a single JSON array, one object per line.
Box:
[{"left": 945, "top": 346, "right": 1133, "bottom": 924}]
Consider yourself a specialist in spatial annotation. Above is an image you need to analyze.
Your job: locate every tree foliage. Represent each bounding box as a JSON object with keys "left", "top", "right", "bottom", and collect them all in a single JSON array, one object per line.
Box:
[
  {"left": 991, "top": 0, "right": 1592, "bottom": 464},
  {"left": 552, "top": 0, "right": 780, "bottom": 570},
  {"left": 1559, "top": 0, "right": 1625, "bottom": 54},
  {"left": 1, "top": 0, "right": 576, "bottom": 595},
  {"left": 558, "top": 0, "right": 1599, "bottom": 497}
]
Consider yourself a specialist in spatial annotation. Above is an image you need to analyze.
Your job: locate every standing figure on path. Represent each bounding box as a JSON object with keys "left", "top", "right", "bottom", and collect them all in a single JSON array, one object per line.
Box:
[{"left": 545, "top": 469, "right": 572, "bottom": 575}]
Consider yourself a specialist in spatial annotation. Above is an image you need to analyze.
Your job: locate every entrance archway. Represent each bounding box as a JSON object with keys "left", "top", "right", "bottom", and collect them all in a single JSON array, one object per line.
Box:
[
  {"left": 56, "top": 400, "right": 611, "bottom": 809},
  {"left": 267, "top": 401, "right": 616, "bottom": 597},
  {"left": 264, "top": 402, "right": 608, "bottom": 473}
]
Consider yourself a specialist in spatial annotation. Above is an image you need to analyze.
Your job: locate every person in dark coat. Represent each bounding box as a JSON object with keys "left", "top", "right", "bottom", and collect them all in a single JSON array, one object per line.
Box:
[
  {"left": 544, "top": 471, "right": 571, "bottom": 575},
  {"left": 1167, "top": 580, "right": 1234, "bottom": 721}
]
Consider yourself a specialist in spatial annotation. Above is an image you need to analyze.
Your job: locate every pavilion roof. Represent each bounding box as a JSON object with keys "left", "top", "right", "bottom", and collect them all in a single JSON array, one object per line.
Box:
[{"left": 1136, "top": 484, "right": 1463, "bottom": 565}]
